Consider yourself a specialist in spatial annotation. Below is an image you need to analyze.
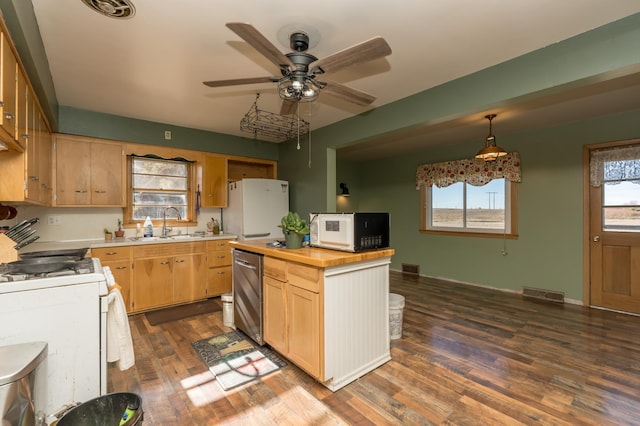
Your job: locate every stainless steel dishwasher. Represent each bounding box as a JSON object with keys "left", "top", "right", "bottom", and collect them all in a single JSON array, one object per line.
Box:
[{"left": 232, "top": 248, "right": 264, "bottom": 345}]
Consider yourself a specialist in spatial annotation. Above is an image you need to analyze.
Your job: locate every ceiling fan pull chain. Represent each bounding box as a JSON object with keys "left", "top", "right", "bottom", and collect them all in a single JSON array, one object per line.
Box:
[
  {"left": 297, "top": 101, "right": 301, "bottom": 150},
  {"left": 308, "top": 102, "right": 312, "bottom": 168}
]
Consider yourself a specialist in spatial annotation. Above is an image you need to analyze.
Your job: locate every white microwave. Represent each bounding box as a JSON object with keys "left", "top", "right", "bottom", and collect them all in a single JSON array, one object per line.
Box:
[{"left": 309, "top": 212, "right": 390, "bottom": 252}]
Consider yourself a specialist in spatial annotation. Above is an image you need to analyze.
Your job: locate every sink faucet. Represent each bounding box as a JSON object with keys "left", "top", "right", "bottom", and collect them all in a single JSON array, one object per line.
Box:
[{"left": 162, "top": 207, "right": 182, "bottom": 237}]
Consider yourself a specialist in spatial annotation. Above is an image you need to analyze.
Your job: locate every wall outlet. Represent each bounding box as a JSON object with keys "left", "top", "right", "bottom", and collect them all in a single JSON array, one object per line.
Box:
[
  {"left": 47, "top": 215, "right": 61, "bottom": 226},
  {"left": 164, "top": 130, "right": 171, "bottom": 140}
]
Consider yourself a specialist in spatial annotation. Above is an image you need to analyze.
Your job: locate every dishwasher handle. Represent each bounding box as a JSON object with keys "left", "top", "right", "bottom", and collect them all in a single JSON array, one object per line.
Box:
[{"left": 235, "top": 259, "right": 257, "bottom": 270}]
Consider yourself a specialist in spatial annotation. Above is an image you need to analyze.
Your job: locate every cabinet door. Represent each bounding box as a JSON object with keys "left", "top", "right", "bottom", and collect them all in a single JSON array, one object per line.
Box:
[
  {"left": 206, "top": 266, "right": 231, "bottom": 297},
  {"left": 91, "top": 142, "right": 124, "bottom": 206},
  {"left": 288, "top": 284, "right": 320, "bottom": 377},
  {"left": 173, "top": 253, "right": 206, "bottom": 303},
  {"left": 202, "top": 155, "right": 227, "bottom": 207},
  {"left": 56, "top": 138, "right": 91, "bottom": 205},
  {"left": 132, "top": 257, "right": 173, "bottom": 311},
  {"left": 0, "top": 33, "right": 17, "bottom": 141},
  {"left": 263, "top": 276, "right": 288, "bottom": 354},
  {"left": 105, "top": 260, "right": 132, "bottom": 311},
  {"left": 37, "top": 120, "right": 52, "bottom": 204}
]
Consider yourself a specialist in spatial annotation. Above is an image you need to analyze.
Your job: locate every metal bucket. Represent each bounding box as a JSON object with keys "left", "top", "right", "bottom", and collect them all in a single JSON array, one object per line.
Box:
[{"left": 56, "top": 392, "right": 142, "bottom": 425}]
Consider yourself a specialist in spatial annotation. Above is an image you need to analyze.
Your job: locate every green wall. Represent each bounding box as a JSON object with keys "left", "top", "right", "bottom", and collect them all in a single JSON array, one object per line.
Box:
[{"left": 350, "top": 109, "right": 640, "bottom": 300}]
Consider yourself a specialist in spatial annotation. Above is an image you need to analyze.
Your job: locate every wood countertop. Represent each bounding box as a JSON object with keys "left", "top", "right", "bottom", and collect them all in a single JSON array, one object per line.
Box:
[{"left": 229, "top": 239, "right": 394, "bottom": 268}]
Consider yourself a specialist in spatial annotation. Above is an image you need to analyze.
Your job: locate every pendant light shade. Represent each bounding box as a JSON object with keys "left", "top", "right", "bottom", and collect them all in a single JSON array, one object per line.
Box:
[{"left": 476, "top": 114, "right": 507, "bottom": 161}]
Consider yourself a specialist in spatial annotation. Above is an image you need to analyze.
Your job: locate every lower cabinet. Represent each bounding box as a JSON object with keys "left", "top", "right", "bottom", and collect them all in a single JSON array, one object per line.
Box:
[
  {"left": 130, "top": 241, "right": 206, "bottom": 313},
  {"left": 91, "top": 246, "right": 132, "bottom": 311},
  {"left": 263, "top": 257, "right": 322, "bottom": 379},
  {"left": 200, "top": 238, "right": 232, "bottom": 298}
]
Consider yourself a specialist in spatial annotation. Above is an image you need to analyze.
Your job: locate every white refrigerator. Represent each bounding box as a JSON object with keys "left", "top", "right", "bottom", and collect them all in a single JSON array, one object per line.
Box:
[{"left": 224, "top": 178, "right": 289, "bottom": 240}]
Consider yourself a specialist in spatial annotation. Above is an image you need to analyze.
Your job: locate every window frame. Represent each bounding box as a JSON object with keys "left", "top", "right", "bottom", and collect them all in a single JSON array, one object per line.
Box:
[
  {"left": 420, "top": 179, "right": 519, "bottom": 239},
  {"left": 123, "top": 156, "right": 198, "bottom": 228}
]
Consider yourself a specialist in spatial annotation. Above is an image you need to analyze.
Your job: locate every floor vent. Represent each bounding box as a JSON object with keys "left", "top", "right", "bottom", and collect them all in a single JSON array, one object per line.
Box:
[
  {"left": 522, "top": 286, "right": 565, "bottom": 304},
  {"left": 401, "top": 263, "right": 419, "bottom": 275}
]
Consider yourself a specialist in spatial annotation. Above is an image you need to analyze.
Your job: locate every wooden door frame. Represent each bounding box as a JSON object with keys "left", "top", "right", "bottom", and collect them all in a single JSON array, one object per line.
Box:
[{"left": 583, "top": 138, "right": 640, "bottom": 307}]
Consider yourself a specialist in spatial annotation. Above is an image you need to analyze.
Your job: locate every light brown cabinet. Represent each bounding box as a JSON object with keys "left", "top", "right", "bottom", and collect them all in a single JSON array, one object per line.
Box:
[
  {"left": 92, "top": 246, "right": 132, "bottom": 311},
  {"left": 200, "top": 238, "right": 233, "bottom": 298},
  {"left": 263, "top": 257, "right": 322, "bottom": 378},
  {"left": 54, "top": 135, "right": 125, "bottom": 206},
  {"left": 201, "top": 155, "right": 278, "bottom": 208},
  {"left": 130, "top": 241, "right": 206, "bottom": 313},
  {"left": 0, "top": 30, "right": 18, "bottom": 149}
]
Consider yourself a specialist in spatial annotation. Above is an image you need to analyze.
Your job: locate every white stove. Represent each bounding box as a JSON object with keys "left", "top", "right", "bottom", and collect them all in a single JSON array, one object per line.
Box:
[{"left": 0, "top": 257, "right": 109, "bottom": 419}]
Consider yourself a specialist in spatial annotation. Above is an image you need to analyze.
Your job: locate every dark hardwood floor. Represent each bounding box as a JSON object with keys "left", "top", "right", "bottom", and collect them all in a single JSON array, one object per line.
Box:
[{"left": 108, "top": 272, "right": 640, "bottom": 425}]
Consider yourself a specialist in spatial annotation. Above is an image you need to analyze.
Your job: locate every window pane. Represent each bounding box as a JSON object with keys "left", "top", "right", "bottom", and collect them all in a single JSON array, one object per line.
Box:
[
  {"left": 603, "top": 180, "right": 640, "bottom": 206},
  {"left": 132, "top": 159, "right": 188, "bottom": 177},
  {"left": 432, "top": 183, "right": 463, "bottom": 228},
  {"left": 466, "top": 179, "right": 505, "bottom": 229},
  {"left": 133, "top": 205, "right": 187, "bottom": 221},
  {"left": 132, "top": 175, "right": 188, "bottom": 190},
  {"left": 133, "top": 192, "right": 187, "bottom": 205}
]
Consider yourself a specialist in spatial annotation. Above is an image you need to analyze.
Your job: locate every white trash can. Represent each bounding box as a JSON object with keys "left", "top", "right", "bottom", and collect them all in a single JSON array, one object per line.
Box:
[
  {"left": 389, "top": 293, "right": 405, "bottom": 340},
  {"left": 221, "top": 293, "right": 234, "bottom": 327}
]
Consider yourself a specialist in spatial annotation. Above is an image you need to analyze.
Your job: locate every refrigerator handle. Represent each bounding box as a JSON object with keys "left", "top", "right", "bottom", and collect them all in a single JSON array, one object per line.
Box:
[{"left": 243, "top": 233, "right": 270, "bottom": 238}]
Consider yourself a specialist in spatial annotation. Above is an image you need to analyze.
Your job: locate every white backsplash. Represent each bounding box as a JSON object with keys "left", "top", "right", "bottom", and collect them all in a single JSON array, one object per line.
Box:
[{"left": 1, "top": 206, "right": 223, "bottom": 242}]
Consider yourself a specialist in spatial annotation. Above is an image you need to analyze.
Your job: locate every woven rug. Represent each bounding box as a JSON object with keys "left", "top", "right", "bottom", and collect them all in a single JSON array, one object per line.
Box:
[
  {"left": 192, "top": 330, "right": 287, "bottom": 390},
  {"left": 145, "top": 299, "right": 221, "bottom": 326}
]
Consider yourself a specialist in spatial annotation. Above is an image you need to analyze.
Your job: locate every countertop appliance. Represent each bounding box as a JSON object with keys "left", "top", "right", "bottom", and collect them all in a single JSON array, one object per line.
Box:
[
  {"left": 232, "top": 248, "right": 264, "bottom": 345},
  {"left": 0, "top": 257, "right": 108, "bottom": 418},
  {"left": 225, "top": 178, "right": 289, "bottom": 241},
  {"left": 309, "top": 212, "right": 390, "bottom": 252}
]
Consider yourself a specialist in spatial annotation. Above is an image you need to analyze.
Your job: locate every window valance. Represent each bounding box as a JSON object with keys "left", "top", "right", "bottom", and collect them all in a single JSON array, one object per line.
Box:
[
  {"left": 416, "top": 152, "right": 521, "bottom": 189},
  {"left": 589, "top": 145, "right": 640, "bottom": 187}
]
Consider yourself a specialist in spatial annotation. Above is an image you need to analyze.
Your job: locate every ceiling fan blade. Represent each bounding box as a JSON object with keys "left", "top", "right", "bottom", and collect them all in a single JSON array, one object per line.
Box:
[
  {"left": 203, "top": 76, "right": 277, "bottom": 88},
  {"left": 322, "top": 80, "right": 376, "bottom": 106},
  {"left": 226, "top": 22, "right": 294, "bottom": 70},
  {"left": 280, "top": 100, "right": 298, "bottom": 116},
  {"left": 310, "top": 37, "right": 392, "bottom": 75}
]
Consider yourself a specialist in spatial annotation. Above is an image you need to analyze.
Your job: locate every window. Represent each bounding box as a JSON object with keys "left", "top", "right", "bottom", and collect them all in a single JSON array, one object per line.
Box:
[
  {"left": 416, "top": 153, "right": 520, "bottom": 238},
  {"left": 422, "top": 178, "right": 516, "bottom": 236},
  {"left": 594, "top": 146, "right": 640, "bottom": 232},
  {"left": 126, "top": 156, "right": 193, "bottom": 224}
]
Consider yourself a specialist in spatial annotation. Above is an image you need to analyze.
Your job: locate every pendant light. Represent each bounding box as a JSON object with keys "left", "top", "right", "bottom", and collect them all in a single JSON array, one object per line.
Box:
[{"left": 475, "top": 114, "right": 507, "bottom": 161}]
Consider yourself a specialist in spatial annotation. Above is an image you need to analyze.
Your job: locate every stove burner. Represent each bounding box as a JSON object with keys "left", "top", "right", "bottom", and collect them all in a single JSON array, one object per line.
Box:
[{"left": 0, "top": 258, "right": 95, "bottom": 282}]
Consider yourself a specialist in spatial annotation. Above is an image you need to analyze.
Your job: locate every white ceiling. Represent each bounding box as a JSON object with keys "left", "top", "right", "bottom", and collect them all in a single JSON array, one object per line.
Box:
[{"left": 29, "top": 0, "right": 640, "bottom": 160}]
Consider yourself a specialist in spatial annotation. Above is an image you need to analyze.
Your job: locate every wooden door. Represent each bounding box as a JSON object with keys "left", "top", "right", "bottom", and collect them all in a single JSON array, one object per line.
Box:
[
  {"left": 173, "top": 253, "right": 206, "bottom": 303},
  {"left": 0, "top": 33, "right": 17, "bottom": 139},
  {"left": 16, "top": 69, "right": 27, "bottom": 149},
  {"left": 132, "top": 257, "right": 173, "bottom": 311},
  {"left": 56, "top": 138, "right": 91, "bottom": 205},
  {"left": 37, "top": 118, "right": 52, "bottom": 204},
  {"left": 263, "top": 276, "right": 287, "bottom": 354},
  {"left": 206, "top": 266, "right": 231, "bottom": 297},
  {"left": 91, "top": 142, "right": 124, "bottom": 206},
  {"left": 202, "top": 155, "right": 227, "bottom": 207},
  {"left": 589, "top": 146, "right": 640, "bottom": 314},
  {"left": 287, "top": 284, "right": 320, "bottom": 377}
]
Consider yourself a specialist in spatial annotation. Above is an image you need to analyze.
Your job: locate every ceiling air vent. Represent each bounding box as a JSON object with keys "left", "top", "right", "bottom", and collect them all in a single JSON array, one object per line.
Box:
[{"left": 81, "top": 0, "right": 136, "bottom": 19}]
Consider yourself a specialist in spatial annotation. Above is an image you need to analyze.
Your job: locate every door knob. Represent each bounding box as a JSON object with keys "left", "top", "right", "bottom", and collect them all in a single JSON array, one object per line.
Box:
[{"left": 593, "top": 236, "right": 600, "bottom": 242}]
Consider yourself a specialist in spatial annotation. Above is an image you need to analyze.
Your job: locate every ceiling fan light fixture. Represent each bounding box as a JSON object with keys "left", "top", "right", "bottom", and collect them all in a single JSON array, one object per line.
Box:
[
  {"left": 277, "top": 77, "right": 319, "bottom": 103},
  {"left": 476, "top": 114, "right": 507, "bottom": 161}
]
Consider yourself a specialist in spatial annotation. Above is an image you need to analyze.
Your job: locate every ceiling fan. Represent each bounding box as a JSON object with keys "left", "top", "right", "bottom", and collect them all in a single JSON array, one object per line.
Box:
[{"left": 203, "top": 23, "right": 392, "bottom": 115}]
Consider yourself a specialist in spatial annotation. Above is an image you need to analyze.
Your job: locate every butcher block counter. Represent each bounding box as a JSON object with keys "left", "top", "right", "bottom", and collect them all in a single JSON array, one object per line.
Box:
[
  {"left": 230, "top": 239, "right": 395, "bottom": 391},
  {"left": 229, "top": 239, "right": 395, "bottom": 267}
]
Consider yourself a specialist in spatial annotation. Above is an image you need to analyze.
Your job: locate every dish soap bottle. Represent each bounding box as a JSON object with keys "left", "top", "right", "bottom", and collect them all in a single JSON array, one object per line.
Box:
[{"left": 143, "top": 216, "right": 153, "bottom": 237}]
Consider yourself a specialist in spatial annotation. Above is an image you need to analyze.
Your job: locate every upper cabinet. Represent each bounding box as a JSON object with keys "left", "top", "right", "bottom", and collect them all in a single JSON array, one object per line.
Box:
[
  {"left": 54, "top": 135, "right": 126, "bottom": 206},
  {"left": 202, "top": 154, "right": 277, "bottom": 208},
  {"left": 0, "top": 31, "right": 18, "bottom": 150}
]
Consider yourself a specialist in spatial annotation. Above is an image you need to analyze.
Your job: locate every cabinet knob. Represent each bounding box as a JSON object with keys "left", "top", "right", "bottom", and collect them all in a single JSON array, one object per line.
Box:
[
  {"left": 29, "top": 175, "right": 40, "bottom": 181},
  {"left": 115, "top": 266, "right": 127, "bottom": 270},
  {"left": 4, "top": 112, "right": 15, "bottom": 120},
  {"left": 160, "top": 261, "right": 170, "bottom": 265},
  {"left": 22, "top": 133, "right": 29, "bottom": 139},
  {"left": 106, "top": 251, "right": 118, "bottom": 255},
  {"left": 217, "top": 271, "right": 226, "bottom": 275},
  {"left": 75, "top": 190, "right": 88, "bottom": 193},
  {"left": 95, "top": 190, "right": 107, "bottom": 194},
  {"left": 175, "top": 259, "right": 185, "bottom": 263}
]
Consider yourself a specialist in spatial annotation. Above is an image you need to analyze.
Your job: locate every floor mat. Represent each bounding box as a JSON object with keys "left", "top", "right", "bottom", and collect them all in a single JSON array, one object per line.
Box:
[
  {"left": 145, "top": 299, "right": 221, "bottom": 325},
  {"left": 192, "top": 330, "right": 287, "bottom": 390}
]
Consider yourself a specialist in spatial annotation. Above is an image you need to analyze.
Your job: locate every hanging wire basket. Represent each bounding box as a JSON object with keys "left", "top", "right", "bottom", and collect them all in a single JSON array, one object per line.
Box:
[{"left": 240, "top": 94, "right": 309, "bottom": 142}]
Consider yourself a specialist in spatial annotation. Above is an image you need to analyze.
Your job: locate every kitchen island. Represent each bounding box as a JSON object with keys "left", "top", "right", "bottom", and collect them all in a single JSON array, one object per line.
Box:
[{"left": 230, "top": 239, "right": 395, "bottom": 391}]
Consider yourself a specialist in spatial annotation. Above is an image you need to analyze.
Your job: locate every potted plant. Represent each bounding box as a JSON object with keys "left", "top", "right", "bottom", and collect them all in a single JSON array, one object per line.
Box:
[
  {"left": 104, "top": 227, "right": 113, "bottom": 241},
  {"left": 278, "top": 212, "right": 309, "bottom": 249},
  {"left": 114, "top": 219, "right": 125, "bottom": 238}
]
